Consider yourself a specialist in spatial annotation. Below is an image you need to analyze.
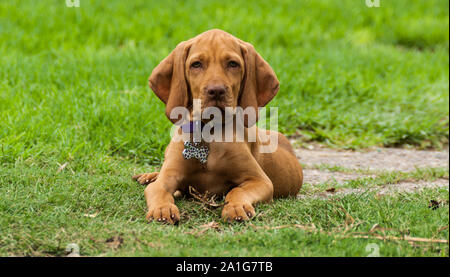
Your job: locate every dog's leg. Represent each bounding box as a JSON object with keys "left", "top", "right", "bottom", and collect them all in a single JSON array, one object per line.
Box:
[
  {"left": 222, "top": 177, "right": 273, "bottom": 222},
  {"left": 132, "top": 172, "right": 159, "bottom": 185},
  {"left": 144, "top": 174, "right": 181, "bottom": 225},
  {"left": 133, "top": 172, "right": 184, "bottom": 198}
]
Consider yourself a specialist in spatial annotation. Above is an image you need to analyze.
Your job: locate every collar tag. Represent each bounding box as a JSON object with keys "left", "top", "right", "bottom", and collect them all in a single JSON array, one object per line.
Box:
[{"left": 182, "top": 141, "right": 209, "bottom": 164}]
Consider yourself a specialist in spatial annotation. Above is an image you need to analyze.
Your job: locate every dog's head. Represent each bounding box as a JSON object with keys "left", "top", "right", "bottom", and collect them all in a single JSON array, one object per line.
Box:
[{"left": 149, "top": 29, "right": 279, "bottom": 126}]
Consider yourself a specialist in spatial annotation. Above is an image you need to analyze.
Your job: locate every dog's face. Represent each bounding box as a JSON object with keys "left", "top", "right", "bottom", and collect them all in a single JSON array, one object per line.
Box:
[
  {"left": 186, "top": 32, "right": 244, "bottom": 113},
  {"left": 149, "top": 29, "right": 279, "bottom": 126}
]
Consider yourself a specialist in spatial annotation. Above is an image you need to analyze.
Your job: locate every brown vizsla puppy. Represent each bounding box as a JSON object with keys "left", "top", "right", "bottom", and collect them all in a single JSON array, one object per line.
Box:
[{"left": 133, "top": 29, "right": 303, "bottom": 224}]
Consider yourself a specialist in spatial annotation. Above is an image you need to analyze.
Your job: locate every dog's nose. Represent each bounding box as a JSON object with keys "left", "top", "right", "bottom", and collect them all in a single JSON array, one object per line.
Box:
[{"left": 206, "top": 85, "right": 226, "bottom": 99}]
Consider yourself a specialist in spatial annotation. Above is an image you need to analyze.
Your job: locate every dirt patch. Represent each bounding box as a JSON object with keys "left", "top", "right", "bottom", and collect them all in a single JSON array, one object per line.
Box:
[
  {"left": 295, "top": 147, "right": 448, "bottom": 171},
  {"left": 295, "top": 145, "right": 448, "bottom": 198},
  {"left": 303, "top": 169, "right": 374, "bottom": 185},
  {"left": 374, "top": 179, "right": 449, "bottom": 195}
]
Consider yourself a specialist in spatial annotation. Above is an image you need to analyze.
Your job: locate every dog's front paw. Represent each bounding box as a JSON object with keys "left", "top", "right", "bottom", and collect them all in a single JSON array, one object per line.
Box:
[
  {"left": 132, "top": 172, "right": 159, "bottom": 186},
  {"left": 146, "top": 203, "right": 180, "bottom": 225},
  {"left": 221, "top": 202, "right": 255, "bottom": 223}
]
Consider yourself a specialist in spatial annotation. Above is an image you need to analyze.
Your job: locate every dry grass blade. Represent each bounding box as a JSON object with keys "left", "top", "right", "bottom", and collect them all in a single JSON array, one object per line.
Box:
[
  {"left": 83, "top": 212, "right": 99, "bottom": 218},
  {"left": 188, "top": 186, "right": 225, "bottom": 209},
  {"left": 56, "top": 162, "right": 68, "bottom": 174},
  {"left": 348, "top": 234, "right": 449, "bottom": 244},
  {"left": 368, "top": 223, "right": 396, "bottom": 234},
  {"left": 437, "top": 225, "right": 448, "bottom": 233},
  {"left": 250, "top": 223, "right": 448, "bottom": 245},
  {"left": 337, "top": 206, "right": 358, "bottom": 233},
  {"left": 187, "top": 221, "right": 220, "bottom": 236},
  {"left": 249, "top": 223, "right": 317, "bottom": 232}
]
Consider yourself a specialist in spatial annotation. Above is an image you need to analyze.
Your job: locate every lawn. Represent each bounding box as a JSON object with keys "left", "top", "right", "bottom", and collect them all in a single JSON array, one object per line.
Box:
[{"left": 0, "top": 0, "right": 448, "bottom": 256}]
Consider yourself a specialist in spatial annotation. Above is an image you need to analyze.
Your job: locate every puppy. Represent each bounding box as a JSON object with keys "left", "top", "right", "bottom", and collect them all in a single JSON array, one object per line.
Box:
[{"left": 133, "top": 29, "right": 303, "bottom": 224}]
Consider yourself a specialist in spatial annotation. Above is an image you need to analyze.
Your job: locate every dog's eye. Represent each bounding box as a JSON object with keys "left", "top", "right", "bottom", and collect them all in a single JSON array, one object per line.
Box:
[
  {"left": 191, "top": 61, "right": 202, "bottom": 68},
  {"left": 228, "top": 61, "right": 239, "bottom": 68}
]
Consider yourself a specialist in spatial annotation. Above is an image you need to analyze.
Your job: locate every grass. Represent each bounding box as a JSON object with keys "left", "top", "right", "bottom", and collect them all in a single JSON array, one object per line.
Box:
[
  {"left": 0, "top": 162, "right": 448, "bottom": 257},
  {"left": 0, "top": 0, "right": 449, "bottom": 256}
]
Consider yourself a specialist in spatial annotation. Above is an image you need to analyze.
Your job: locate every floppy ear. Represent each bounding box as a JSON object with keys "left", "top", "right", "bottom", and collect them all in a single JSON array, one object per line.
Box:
[
  {"left": 149, "top": 41, "right": 191, "bottom": 123},
  {"left": 238, "top": 41, "right": 279, "bottom": 126}
]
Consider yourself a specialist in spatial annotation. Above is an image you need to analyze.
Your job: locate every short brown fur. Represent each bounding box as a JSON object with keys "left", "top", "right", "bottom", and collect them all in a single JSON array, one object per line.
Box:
[{"left": 134, "top": 29, "right": 303, "bottom": 224}]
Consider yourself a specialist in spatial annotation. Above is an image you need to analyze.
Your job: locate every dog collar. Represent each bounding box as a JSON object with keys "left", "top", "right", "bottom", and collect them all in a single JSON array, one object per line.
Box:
[{"left": 181, "top": 121, "right": 205, "bottom": 133}]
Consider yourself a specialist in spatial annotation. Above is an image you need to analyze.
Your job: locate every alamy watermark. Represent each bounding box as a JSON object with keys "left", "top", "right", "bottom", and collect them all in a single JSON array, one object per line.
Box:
[
  {"left": 66, "top": 0, "right": 80, "bottom": 8},
  {"left": 365, "top": 0, "right": 380, "bottom": 8},
  {"left": 169, "top": 99, "right": 279, "bottom": 153},
  {"left": 365, "top": 243, "right": 380, "bottom": 257},
  {"left": 65, "top": 243, "right": 80, "bottom": 257}
]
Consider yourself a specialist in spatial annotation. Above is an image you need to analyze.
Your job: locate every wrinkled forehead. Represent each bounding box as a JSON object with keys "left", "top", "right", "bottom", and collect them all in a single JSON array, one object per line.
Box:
[{"left": 188, "top": 31, "right": 242, "bottom": 61}]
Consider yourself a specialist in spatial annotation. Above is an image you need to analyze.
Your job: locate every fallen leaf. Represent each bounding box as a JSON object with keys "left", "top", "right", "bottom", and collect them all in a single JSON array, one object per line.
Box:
[
  {"left": 106, "top": 236, "right": 123, "bottom": 250},
  {"left": 429, "top": 200, "right": 441, "bottom": 210}
]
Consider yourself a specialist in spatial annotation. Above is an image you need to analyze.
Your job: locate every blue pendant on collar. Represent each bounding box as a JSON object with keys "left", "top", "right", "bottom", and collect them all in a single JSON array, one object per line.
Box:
[{"left": 181, "top": 121, "right": 205, "bottom": 133}]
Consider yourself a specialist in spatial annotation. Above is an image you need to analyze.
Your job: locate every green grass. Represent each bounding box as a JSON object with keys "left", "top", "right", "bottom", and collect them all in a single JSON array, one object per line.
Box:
[
  {"left": 0, "top": 162, "right": 448, "bottom": 257},
  {"left": 0, "top": 0, "right": 449, "bottom": 256}
]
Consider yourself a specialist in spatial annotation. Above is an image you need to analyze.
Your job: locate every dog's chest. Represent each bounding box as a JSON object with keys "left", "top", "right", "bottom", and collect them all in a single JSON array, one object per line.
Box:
[
  {"left": 182, "top": 143, "right": 240, "bottom": 196},
  {"left": 184, "top": 170, "right": 234, "bottom": 196}
]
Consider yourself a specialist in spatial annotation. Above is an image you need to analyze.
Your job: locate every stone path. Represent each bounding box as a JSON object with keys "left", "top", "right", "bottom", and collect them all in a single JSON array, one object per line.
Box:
[
  {"left": 296, "top": 148, "right": 448, "bottom": 172},
  {"left": 294, "top": 146, "right": 449, "bottom": 197}
]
